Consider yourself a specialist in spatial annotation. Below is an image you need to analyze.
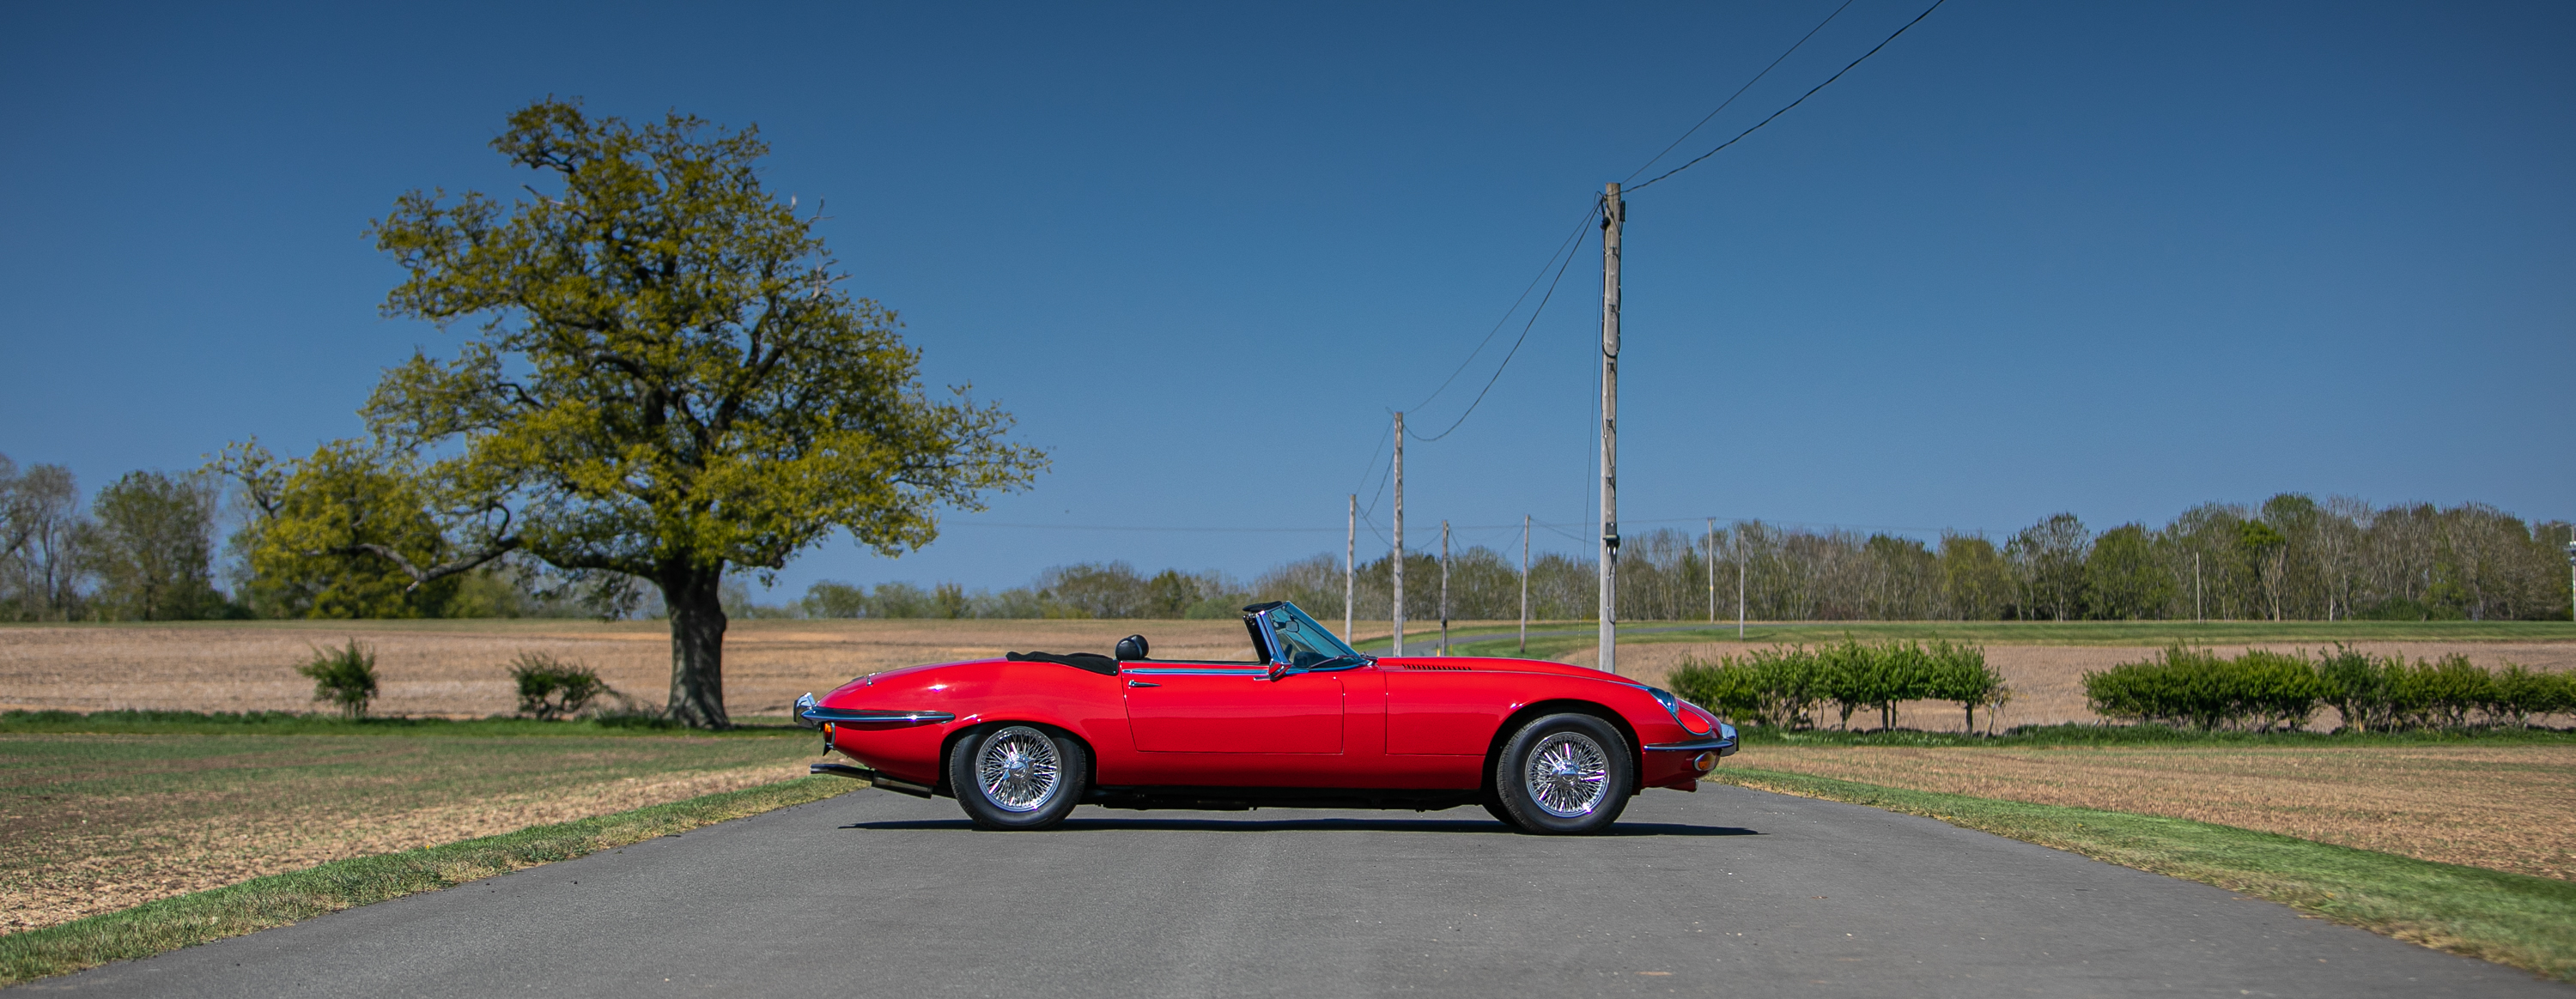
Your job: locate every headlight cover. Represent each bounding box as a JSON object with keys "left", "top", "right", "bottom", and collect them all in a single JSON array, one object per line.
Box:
[{"left": 1645, "top": 687, "right": 1714, "bottom": 735}]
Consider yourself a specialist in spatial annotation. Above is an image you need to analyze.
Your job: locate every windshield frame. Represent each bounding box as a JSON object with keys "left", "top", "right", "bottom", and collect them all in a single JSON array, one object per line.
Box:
[{"left": 1247, "top": 601, "right": 1371, "bottom": 673}]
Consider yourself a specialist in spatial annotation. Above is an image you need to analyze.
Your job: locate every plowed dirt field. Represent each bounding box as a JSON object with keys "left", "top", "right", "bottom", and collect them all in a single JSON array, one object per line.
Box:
[{"left": 1728, "top": 742, "right": 2576, "bottom": 881}]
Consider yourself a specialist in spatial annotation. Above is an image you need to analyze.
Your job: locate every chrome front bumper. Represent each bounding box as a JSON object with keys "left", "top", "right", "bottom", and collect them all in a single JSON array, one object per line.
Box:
[{"left": 1643, "top": 722, "right": 1740, "bottom": 757}]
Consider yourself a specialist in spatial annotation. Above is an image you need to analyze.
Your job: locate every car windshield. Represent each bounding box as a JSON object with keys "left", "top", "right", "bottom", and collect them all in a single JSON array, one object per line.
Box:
[{"left": 1263, "top": 603, "right": 1363, "bottom": 669}]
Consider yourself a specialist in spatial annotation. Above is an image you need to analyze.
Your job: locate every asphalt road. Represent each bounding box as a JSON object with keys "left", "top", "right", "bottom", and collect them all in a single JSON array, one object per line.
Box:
[{"left": 29, "top": 784, "right": 2567, "bottom": 998}]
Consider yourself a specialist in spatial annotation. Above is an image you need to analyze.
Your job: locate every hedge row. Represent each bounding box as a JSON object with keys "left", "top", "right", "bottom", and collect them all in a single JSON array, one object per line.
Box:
[
  {"left": 1668, "top": 639, "right": 2012, "bottom": 732},
  {"left": 2083, "top": 645, "right": 2573, "bottom": 732}
]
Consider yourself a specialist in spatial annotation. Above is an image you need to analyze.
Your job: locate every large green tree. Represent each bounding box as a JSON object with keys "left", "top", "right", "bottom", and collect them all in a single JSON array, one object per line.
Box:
[
  {"left": 320, "top": 99, "right": 1042, "bottom": 727},
  {"left": 79, "top": 470, "right": 222, "bottom": 621},
  {"left": 215, "top": 439, "right": 465, "bottom": 619},
  {"left": 2081, "top": 523, "right": 2171, "bottom": 620}
]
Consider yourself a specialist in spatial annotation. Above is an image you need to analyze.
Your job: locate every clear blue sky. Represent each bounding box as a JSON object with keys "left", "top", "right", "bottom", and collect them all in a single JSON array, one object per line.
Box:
[{"left": 3, "top": 1, "right": 2569, "bottom": 597}]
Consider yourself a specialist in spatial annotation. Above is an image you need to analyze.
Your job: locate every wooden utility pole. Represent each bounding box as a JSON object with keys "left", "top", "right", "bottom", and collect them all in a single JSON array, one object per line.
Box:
[
  {"left": 1598, "top": 182, "right": 1623, "bottom": 674},
  {"left": 1439, "top": 520, "right": 1451, "bottom": 656},
  {"left": 1520, "top": 514, "right": 1530, "bottom": 654},
  {"left": 1706, "top": 517, "right": 1716, "bottom": 623},
  {"left": 1738, "top": 560, "right": 1746, "bottom": 639},
  {"left": 1392, "top": 412, "right": 1406, "bottom": 657},
  {"left": 1345, "top": 493, "right": 1357, "bottom": 641}
]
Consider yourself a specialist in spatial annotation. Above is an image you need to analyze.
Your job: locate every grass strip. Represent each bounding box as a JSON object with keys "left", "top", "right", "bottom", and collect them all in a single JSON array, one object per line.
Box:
[
  {"left": 1734, "top": 722, "right": 2576, "bottom": 748},
  {"left": 0, "top": 710, "right": 807, "bottom": 737},
  {"left": 1705, "top": 765, "right": 2576, "bottom": 981},
  {"left": 0, "top": 775, "right": 856, "bottom": 987}
]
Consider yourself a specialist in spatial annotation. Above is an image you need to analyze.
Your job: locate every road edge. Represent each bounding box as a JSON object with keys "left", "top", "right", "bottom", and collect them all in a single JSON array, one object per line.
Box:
[
  {"left": 1704, "top": 766, "right": 2575, "bottom": 983},
  {"left": 0, "top": 775, "right": 860, "bottom": 988}
]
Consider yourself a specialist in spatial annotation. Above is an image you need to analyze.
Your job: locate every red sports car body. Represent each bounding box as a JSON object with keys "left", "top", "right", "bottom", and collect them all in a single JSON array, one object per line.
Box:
[{"left": 798, "top": 600, "right": 1736, "bottom": 833}]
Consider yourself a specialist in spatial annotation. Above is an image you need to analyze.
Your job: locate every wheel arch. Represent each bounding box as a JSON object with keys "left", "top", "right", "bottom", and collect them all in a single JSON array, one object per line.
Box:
[
  {"left": 1479, "top": 699, "right": 1645, "bottom": 798},
  {"left": 937, "top": 719, "right": 1099, "bottom": 799}
]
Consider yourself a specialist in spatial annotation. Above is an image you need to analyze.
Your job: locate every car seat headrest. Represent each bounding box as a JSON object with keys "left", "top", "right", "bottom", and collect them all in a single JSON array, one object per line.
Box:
[{"left": 1115, "top": 634, "right": 1149, "bottom": 661}]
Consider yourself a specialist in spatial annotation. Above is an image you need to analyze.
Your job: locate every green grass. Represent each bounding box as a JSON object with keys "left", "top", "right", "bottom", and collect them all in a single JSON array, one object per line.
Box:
[
  {"left": 1353, "top": 620, "right": 2576, "bottom": 661},
  {"left": 0, "top": 709, "right": 805, "bottom": 737},
  {"left": 1704, "top": 765, "right": 2576, "bottom": 981},
  {"left": 1733, "top": 722, "right": 2576, "bottom": 748},
  {"left": 0, "top": 776, "right": 854, "bottom": 986}
]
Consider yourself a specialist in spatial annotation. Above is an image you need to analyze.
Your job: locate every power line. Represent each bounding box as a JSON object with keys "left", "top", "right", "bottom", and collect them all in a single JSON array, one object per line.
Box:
[
  {"left": 948, "top": 521, "right": 1349, "bottom": 534},
  {"left": 1406, "top": 207, "right": 1595, "bottom": 443},
  {"left": 954, "top": 512, "right": 2012, "bottom": 539},
  {"left": 1623, "top": 0, "right": 1856, "bottom": 185},
  {"left": 1402, "top": 203, "right": 1602, "bottom": 417},
  {"left": 1629, "top": 0, "right": 1949, "bottom": 194}
]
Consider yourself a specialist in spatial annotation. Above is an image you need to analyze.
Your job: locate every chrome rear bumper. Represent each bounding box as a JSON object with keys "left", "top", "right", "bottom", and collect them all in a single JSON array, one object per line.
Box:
[{"left": 808, "top": 762, "right": 937, "bottom": 799}]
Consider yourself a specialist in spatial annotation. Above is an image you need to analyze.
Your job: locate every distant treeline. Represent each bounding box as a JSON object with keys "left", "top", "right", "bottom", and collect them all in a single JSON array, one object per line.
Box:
[
  {"left": 783, "top": 494, "right": 2573, "bottom": 624},
  {"left": 4, "top": 452, "right": 2566, "bottom": 625}
]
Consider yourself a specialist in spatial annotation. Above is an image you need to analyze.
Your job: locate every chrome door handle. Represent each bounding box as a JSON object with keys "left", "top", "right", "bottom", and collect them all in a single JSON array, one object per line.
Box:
[{"left": 1126, "top": 680, "right": 1160, "bottom": 688}]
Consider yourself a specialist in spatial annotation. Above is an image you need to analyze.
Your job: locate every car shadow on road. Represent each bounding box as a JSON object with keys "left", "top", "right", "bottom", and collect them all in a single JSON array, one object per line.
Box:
[{"left": 839, "top": 816, "right": 1760, "bottom": 837}]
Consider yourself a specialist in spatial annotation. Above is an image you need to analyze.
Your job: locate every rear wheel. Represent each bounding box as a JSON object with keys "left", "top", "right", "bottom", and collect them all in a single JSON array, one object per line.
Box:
[
  {"left": 948, "top": 724, "right": 1089, "bottom": 831},
  {"left": 1492, "top": 713, "right": 1632, "bottom": 835}
]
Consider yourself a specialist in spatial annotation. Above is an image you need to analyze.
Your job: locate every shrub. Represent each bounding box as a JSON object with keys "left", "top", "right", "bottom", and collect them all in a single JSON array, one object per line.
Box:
[
  {"left": 2488, "top": 663, "right": 2572, "bottom": 728},
  {"left": 295, "top": 640, "right": 379, "bottom": 719},
  {"left": 2082, "top": 646, "right": 2320, "bottom": 732},
  {"left": 507, "top": 653, "right": 608, "bottom": 721},
  {"left": 1672, "top": 639, "right": 2000, "bottom": 733},
  {"left": 2316, "top": 645, "right": 2401, "bottom": 732},
  {"left": 2403, "top": 654, "right": 2492, "bottom": 729},
  {"left": 1672, "top": 646, "right": 1823, "bottom": 730},
  {"left": 1924, "top": 639, "right": 2011, "bottom": 734},
  {"left": 2109, "top": 647, "right": 2569, "bottom": 733}
]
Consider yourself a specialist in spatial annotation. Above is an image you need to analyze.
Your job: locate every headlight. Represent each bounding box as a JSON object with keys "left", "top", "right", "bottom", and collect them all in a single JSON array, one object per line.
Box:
[{"left": 1646, "top": 687, "right": 1716, "bottom": 735}]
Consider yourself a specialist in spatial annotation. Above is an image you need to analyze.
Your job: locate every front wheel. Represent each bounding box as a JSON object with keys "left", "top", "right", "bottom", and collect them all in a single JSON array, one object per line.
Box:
[
  {"left": 947, "top": 724, "right": 1090, "bottom": 831},
  {"left": 1492, "top": 713, "right": 1633, "bottom": 834}
]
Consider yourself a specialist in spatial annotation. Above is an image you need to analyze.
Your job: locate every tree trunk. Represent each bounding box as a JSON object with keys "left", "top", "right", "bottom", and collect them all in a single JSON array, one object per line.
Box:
[{"left": 662, "top": 566, "right": 731, "bottom": 729}]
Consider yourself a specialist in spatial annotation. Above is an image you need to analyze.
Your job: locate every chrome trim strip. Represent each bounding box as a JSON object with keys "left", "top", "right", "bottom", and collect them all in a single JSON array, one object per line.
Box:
[
  {"left": 800, "top": 707, "right": 957, "bottom": 725},
  {"left": 1120, "top": 666, "right": 1272, "bottom": 676},
  {"left": 1643, "top": 736, "right": 1735, "bottom": 752}
]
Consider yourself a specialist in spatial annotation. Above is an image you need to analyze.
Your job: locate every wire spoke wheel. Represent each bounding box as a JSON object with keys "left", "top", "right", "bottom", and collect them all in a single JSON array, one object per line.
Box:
[
  {"left": 975, "top": 726, "right": 1063, "bottom": 813},
  {"left": 1522, "top": 730, "right": 1610, "bottom": 817}
]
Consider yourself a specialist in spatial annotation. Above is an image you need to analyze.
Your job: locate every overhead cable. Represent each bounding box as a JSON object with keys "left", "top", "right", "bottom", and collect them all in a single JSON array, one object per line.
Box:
[
  {"left": 1623, "top": 0, "right": 1857, "bottom": 185},
  {"left": 1406, "top": 206, "right": 1596, "bottom": 443},
  {"left": 1402, "top": 202, "right": 1603, "bottom": 417},
  {"left": 1628, "top": 0, "right": 1948, "bottom": 194}
]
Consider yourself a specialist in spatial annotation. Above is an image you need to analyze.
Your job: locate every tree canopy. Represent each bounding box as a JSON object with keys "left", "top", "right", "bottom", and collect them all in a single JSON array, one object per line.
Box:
[{"left": 232, "top": 98, "right": 1045, "bottom": 726}]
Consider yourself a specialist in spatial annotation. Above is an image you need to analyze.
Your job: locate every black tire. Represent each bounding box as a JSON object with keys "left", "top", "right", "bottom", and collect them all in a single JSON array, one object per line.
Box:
[
  {"left": 1491, "top": 712, "right": 1633, "bottom": 835},
  {"left": 947, "top": 724, "right": 1090, "bottom": 831},
  {"left": 1479, "top": 792, "right": 1515, "bottom": 827}
]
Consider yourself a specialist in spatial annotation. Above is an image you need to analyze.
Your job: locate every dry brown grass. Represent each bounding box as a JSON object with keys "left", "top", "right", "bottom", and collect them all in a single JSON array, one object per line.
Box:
[
  {"left": 0, "top": 618, "right": 1293, "bottom": 719},
  {"left": 0, "top": 732, "right": 819, "bottom": 934},
  {"left": 1728, "top": 742, "right": 2576, "bottom": 881},
  {"left": 1569, "top": 640, "right": 2576, "bottom": 730}
]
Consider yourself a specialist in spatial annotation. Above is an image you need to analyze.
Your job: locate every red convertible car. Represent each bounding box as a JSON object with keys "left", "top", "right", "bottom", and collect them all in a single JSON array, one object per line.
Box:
[{"left": 795, "top": 600, "right": 1736, "bottom": 834}]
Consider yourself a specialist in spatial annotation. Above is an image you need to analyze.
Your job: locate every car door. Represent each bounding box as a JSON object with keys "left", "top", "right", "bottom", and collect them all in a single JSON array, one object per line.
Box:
[{"left": 1121, "top": 663, "right": 1345, "bottom": 754}]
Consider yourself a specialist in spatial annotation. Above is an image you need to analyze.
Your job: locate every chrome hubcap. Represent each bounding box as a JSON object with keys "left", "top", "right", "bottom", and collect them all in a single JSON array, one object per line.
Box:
[
  {"left": 975, "top": 726, "right": 1062, "bottom": 813},
  {"left": 1525, "top": 730, "right": 1610, "bottom": 817}
]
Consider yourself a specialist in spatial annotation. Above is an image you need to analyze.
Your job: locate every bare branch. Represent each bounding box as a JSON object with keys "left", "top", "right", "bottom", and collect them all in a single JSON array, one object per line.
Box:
[{"left": 331, "top": 537, "right": 523, "bottom": 592}]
